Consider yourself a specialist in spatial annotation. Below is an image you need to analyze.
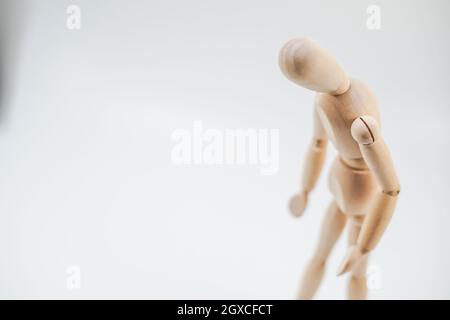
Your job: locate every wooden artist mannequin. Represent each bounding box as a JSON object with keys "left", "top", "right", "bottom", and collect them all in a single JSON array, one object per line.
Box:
[{"left": 279, "top": 38, "right": 400, "bottom": 300}]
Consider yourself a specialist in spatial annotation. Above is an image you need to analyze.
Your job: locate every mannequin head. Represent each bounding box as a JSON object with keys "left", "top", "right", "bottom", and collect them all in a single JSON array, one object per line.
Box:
[{"left": 279, "top": 38, "right": 350, "bottom": 95}]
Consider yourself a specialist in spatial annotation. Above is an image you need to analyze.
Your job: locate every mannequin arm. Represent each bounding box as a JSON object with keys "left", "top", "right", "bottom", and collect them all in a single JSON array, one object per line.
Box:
[
  {"left": 289, "top": 108, "right": 328, "bottom": 217},
  {"left": 301, "top": 110, "right": 328, "bottom": 192},
  {"left": 338, "top": 116, "right": 400, "bottom": 274}
]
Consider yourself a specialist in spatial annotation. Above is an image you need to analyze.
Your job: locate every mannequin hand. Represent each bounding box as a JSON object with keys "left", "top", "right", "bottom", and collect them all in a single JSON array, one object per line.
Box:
[
  {"left": 337, "top": 245, "right": 368, "bottom": 276},
  {"left": 289, "top": 191, "right": 308, "bottom": 218}
]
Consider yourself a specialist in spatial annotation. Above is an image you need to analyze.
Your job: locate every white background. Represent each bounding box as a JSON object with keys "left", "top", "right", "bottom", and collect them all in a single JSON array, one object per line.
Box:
[{"left": 0, "top": 0, "right": 449, "bottom": 299}]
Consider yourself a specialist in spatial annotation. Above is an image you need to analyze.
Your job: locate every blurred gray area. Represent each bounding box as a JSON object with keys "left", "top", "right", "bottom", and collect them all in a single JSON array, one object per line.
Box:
[{"left": 0, "top": 0, "right": 29, "bottom": 125}]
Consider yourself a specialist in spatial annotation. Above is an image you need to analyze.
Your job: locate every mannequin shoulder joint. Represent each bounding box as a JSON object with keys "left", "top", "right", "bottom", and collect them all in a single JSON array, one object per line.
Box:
[{"left": 350, "top": 116, "right": 380, "bottom": 145}]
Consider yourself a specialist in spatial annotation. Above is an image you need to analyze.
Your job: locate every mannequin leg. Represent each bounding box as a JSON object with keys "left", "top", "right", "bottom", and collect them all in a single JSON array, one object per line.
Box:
[
  {"left": 297, "top": 200, "right": 347, "bottom": 299},
  {"left": 346, "top": 217, "right": 370, "bottom": 300}
]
